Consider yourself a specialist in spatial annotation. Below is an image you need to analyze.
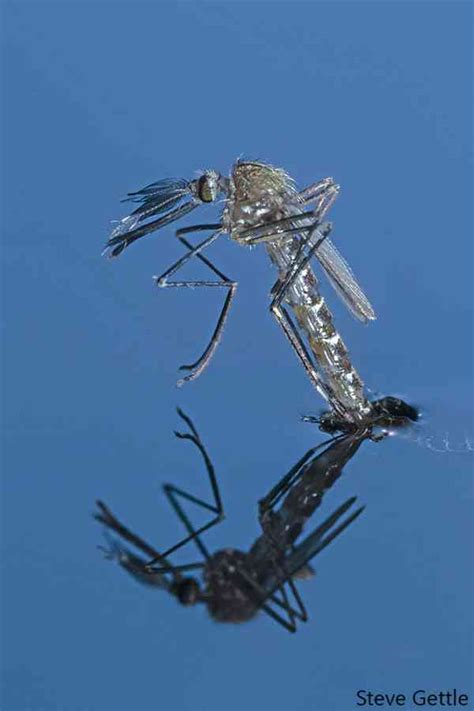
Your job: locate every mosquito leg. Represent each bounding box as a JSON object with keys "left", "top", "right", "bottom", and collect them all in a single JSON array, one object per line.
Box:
[
  {"left": 153, "top": 228, "right": 223, "bottom": 286},
  {"left": 298, "top": 178, "right": 340, "bottom": 222},
  {"left": 235, "top": 565, "right": 305, "bottom": 633},
  {"left": 227, "top": 180, "right": 338, "bottom": 248},
  {"left": 258, "top": 599, "right": 296, "bottom": 632},
  {"left": 175, "top": 235, "right": 237, "bottom": 385},
  {"left": 238, "top": 213, "right": 329, "bottom": 246},
  {"left": 237, "top": 179, "right": 338, "bottom": 245},
  {"left": 271, "top": 576, "right": 308, "bottom": 623},
  {"left": 237, "top": 211, "right": 315, "bottom": 243},
  {"left": 235, "top": 565, "right": 297, "bottom": 632},
  {"left": 243, "top": 224, "right": 315, "bottom": 246},
  {"left": 312, "top": 185, "right": 339, "bottom": 222},
  {"left": 266, "top": 222, "right": 347, "bottom": 418},
  {"left": 147, "top": 409, "right": 224, "bottom": 566},
  {"left": 147, "top": 561, "right": 205, "bottom": 575},
  {"left": 255, "top": 499, "right": 365, "bottom": 631},
  {"left": 265, "top": 554, "right": 308, "bottom": 625},
  {"left": 176, "top": 223, "right": 222, "bottom": 235},
  {"left": 271, "top": 222, "right": 332, "bottom": 305},
  {"left": 298, "top": 177, "right": 337, "bottom": 203},
  {"left": 268, "top": 580, "right": 299, "bottom": 630},
  {"left": 154, "top": 227, "right": 237, "bottom": 384},
  {"left": 270, "top": 300, "right": 341, "bottom": 414}
]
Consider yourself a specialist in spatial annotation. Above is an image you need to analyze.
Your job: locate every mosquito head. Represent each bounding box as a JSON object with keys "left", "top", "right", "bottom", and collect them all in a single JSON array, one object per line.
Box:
[
  {"left": 171, "top": 577, "right": 202, "bottom": 606},
  {"left": 192, "top": 170, "right": 226, "bottom": 204},
  {"left": 303, "top": 411, "right": 356, "bottom": 436}
]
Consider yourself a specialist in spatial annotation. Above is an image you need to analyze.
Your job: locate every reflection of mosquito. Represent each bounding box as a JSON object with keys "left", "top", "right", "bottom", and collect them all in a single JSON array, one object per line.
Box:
[
  {"left": 104, "top": 161, "right": 377, "bottom": 425},
  {"left": 95, "top": 410, "right": 364, "bottom": 632}
]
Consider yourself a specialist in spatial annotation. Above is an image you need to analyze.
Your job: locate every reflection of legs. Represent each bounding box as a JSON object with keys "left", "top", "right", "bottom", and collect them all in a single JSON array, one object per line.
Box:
[
  {"left": 154, "top": 225, "right": 237, "bottom": 384},
  {"left": 147, "top": 409, "right": 224, "bottom": 566},
  {"left": 235, "top": 564, "right": 307, "bottom": 633},
  {"left": 269, "top": 563, "right": 308, "bottom": 628},
  {"left": 257, "top": 498, "right": 364, "bottom": 632}
]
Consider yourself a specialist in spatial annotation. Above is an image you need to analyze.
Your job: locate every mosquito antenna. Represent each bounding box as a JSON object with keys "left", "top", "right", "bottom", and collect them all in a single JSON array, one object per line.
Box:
[{"left": 94, "top": 500, "right": 179, "bottom": 583}]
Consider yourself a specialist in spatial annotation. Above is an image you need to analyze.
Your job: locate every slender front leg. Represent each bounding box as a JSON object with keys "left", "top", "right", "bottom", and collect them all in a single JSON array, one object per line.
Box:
[
  {"left": 154, "top": 226, "right": 238, "bottom": 385},
  {"left": 147, "top": 409, "right": 224, "bottom": 566},
  {"left": 298, "top": 177, "right": 340, "bottom": 221}
]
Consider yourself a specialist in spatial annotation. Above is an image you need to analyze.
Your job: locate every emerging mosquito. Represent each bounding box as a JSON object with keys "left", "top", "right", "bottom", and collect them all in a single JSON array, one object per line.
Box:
[
  {"left": 104, "top": 160, "right": 378, "bottom": 426},
  {"left": 95, "top": 409, "right": 365, "bottom": 633}
]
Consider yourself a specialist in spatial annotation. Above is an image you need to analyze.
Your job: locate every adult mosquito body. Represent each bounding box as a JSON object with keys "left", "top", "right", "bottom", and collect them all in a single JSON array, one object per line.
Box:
[
  {"left": 105, "top": 160, "right": 378, "bottom": 426},
  {"left": 95, "top": 410, "right": 364, "bottom": 632}
]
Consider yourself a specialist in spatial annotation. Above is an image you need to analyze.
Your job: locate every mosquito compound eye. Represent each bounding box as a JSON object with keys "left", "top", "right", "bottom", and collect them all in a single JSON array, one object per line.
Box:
[{"left": 197, "top": 175, "right": 215, "bottom": 203}]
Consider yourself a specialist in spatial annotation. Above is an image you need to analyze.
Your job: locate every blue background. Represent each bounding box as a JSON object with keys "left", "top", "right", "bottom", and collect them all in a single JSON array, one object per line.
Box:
[{"left": 2, "top": 2, "right": 472, "bottom": 710}]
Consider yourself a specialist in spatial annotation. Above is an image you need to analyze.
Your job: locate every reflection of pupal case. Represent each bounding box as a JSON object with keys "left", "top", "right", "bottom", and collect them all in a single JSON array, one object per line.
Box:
[
  {"left": 95, "top": 409, "right": 365, "bottom": 633},
  {"left": 104, "top": 160, "right": 417, "bottom": 436}
]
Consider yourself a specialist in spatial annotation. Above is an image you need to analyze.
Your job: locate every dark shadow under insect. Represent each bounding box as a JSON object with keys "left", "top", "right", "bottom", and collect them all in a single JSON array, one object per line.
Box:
[{"left": 95, "top": 409, "right": 365, "bottom": 633}]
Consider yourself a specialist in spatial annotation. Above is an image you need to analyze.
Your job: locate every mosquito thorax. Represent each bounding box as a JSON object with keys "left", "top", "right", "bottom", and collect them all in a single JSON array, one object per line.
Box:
[
  {"left": 172, "top": 577, "right": 201, "bottom": 606},
  {"left": 204, "top": 549, "right": 258, "bottom": 623}
]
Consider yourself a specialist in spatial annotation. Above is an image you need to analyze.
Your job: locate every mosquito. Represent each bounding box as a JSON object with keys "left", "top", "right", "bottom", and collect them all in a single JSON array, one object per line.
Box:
[
  {"left": 95, "top": 409, "right": 365, "bottom": 633},
  {"left": 104, "top": 160, "right": 378, "bottom": 426}
]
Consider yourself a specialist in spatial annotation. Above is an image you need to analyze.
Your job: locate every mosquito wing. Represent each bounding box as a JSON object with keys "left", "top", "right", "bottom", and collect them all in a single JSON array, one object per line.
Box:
[
  {"left": 102, "top": 535, "right": 173, "bottom": 590},
  {"left": 265, "top": 205, "right": 376, "bottom": 323},
  {"left": 316, "top": 238, "right": 376, "bottom": 322}
]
